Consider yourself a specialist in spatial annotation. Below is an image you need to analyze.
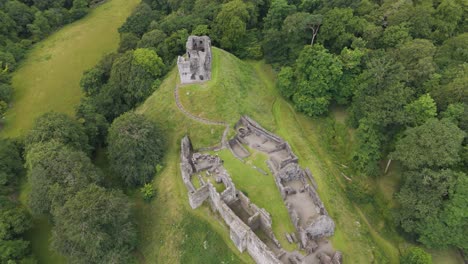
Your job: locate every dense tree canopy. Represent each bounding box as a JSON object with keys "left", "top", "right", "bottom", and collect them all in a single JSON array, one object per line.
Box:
[
  {"left": 25, "top": 112, "right": 89, "bottom": 153},
  {"left": 26, "top": 141, "right": 101, "bottom": 215},
  {"left": 108, "top": 112, "right": 165, "bottom": 186},
  {"left": 392, "top": 119, "right": 465, "bottom": 170},
  {"left": 51, "top": 184, "right": 137, "bottom": 264},
  {"left": 0, "top": 139, "right": 22, "bottom": 186}
]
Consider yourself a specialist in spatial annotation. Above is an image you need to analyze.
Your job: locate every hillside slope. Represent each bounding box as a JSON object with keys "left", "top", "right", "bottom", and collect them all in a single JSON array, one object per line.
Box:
[
  {"left": 1, "top": 0, "right": 140, "bottom": 138},
  {"left": 136, "top": 47, "right": 398, "bottom": 263}
]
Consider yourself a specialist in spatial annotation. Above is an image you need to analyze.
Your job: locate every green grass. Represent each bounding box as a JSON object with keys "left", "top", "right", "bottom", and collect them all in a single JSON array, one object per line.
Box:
[
  {"left": 4, "top": 1, "right": 141, "bottom": 263},
  {"left": 179, "top": 213, "right": 243, "bottom": 264},
  {"left": 217, "top": 148, "right": 297, "bottom": 251},
  {"left": 136, "top": 48, "right": 402, "bottom": 263},
  {"left": 1, "top": 0, "right": 140, "bottom": 138}
]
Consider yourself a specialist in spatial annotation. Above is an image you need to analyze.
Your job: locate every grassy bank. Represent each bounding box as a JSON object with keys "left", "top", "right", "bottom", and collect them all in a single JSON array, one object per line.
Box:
[
  {"left": 1, "top": 0, "right": 140, "bottom": 138},
  {"left": 137, "top": 48, "right": 400, "bottom": 263}
]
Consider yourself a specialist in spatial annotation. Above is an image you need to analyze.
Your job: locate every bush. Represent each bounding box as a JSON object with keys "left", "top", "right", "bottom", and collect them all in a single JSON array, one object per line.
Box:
[{"left": 401, "top": 247, "right": 432, "bottom": 264}]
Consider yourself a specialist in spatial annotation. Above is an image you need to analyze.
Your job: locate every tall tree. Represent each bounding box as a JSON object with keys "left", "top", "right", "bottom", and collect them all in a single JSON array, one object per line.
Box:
[
  {"left": 25, "top": 112, "right": 89, "bottom": 153},
  {"left": 213, "top": 0, "right": 250, "bottom": 51},
  {"left": 51, "top": 184, "right": 137, "bottom": 264},
  {"left": 391, "top": 118, "right": 465, "bottom": 170},
  {"left": 107, "top": 112, "right": 165, "bottom": 186},
  {"left": 25, "top": 141, "right": 101, "bottom": 215}
]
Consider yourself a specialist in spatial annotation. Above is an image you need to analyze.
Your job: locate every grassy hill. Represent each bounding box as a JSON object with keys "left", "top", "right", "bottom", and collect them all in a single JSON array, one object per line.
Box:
[
  {"left": 0, "top": 0, "right": 140, "bottom": 138},
  {"left": 135, "top": 47, "right": 407, "bottom": 263}
]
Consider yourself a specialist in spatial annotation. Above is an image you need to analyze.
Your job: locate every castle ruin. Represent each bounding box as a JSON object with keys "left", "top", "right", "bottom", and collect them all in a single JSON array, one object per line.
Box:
[
  {"left": 177, "top": 36, "right": 212, "bottom": 84},
  {"left": 180, "top": 116, "right": 342, "bottom": 264}
]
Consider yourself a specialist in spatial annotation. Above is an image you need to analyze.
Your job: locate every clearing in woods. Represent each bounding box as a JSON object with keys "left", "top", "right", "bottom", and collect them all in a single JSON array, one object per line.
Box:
[{"left": 0, "top": 0, "right": 140, "bottom": 138}]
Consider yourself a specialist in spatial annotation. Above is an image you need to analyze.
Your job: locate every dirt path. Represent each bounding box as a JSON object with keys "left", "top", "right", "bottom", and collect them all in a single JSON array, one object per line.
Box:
[{"left": 174, "top": 84, "right": 230, "bottom": 146}]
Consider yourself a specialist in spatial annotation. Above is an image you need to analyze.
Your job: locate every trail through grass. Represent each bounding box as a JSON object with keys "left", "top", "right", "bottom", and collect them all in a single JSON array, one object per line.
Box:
[
  {"left": 137, "top": 48, "right": 405, "bottom": 263},
  {"left": 1, "top": 0, "right": 140, "bottom": 138}
]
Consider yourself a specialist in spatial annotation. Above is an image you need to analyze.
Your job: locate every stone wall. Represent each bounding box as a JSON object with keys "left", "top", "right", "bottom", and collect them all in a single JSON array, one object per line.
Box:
[
  {"left": 177, "top": 36, "right": 212, "bottom": 84},
  {"left": 180, "top": 136, "right": 283, "bottom": 264}
]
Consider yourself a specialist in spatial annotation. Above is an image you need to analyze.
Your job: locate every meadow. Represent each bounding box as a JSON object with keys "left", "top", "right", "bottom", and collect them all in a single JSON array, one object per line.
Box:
[{"left": 0, "top": 0, "right": 140, "bottom": 138}]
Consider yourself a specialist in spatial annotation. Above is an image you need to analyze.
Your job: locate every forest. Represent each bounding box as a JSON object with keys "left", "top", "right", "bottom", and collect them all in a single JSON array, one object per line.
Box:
[{"left": 0, "top": 0, "right": 467, "bottom": 263}]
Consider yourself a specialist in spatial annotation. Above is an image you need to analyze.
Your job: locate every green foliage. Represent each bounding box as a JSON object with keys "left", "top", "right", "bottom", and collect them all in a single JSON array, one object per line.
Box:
[
  {"left": 352, "top": 119, "right": 382, "bottom": 176},
  {"left": 191, "top": 24, "right": 209, "bottom": 36},
  {"left": 108, "top": 112, "right": 165, "bottom": 186},
  {"left": 391, "top": 119, "right": 465, "bottom": 170},
  {"left": 51, "top": 184, "right": 137, "bottom": 264},
  {"left": 0, "top": 139, "right": 23, "bottom": 186},
  {"left": 401, "top": 247, "right": 432, "bottom": 264},
  {"left": 397, "top": 39, "right": 436, "bottom": 89},
  {"left": 0, "top": 100, "right": 7, "bottom": 119},
  {"left": 97, "top": 49, "right": 165, "bottom": 120},
  {"left": 119, "top": 2, "right": 155, "bottom": 36},
  {"left": 289, "top": 45, "right": 343, "bottom": 116},
  {"left": 405, "top": 94, "right": 437, "bottom": 126},
  {"left": 213, "top": 0, "right": 249, "bottom": 52},
  {"left": 25, "top": 112, "right": 90, "bottom": 153},
  {"left": 26, "top": 141, "right": 102, "bottom": 215},
  {"left": 277, "top": 66, "right": 294, "bottom": 99},
  {"left": 140, "top": 183, "right": 156, "bottom": 202},
  {"left": 118, "top": 32, "right": 139, "bottom": 53}
]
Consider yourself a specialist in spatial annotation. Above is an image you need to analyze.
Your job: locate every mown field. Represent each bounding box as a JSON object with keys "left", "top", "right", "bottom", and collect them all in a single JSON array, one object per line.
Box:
[{"left": 1, "top": 0, "right": 140, "bottom": 138}]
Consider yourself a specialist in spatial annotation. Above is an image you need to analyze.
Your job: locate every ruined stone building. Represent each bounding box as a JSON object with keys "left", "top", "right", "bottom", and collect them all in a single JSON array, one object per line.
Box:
[
  {"left": 177, "top": 36, "right": 212, "bottom": 84},
  {"left": 180, "top": 116, "right": 342, "bottom": 264}
]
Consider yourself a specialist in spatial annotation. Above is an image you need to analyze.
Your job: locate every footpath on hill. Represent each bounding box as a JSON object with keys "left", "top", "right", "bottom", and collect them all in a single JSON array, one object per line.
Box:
[{"left": 1, "top": 0, "right": 140, "bottom": 138}]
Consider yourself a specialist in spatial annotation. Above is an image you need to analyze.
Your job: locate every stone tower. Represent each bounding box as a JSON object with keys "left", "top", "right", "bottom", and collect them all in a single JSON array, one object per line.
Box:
[{"left": 177, "top": 36, "right": 212, "bottom": 84}]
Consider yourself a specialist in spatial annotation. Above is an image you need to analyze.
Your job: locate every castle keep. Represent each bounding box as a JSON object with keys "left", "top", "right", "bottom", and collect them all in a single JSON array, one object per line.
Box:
[{"left": 177, "top": 36, "right": 212, "bottom": 84}]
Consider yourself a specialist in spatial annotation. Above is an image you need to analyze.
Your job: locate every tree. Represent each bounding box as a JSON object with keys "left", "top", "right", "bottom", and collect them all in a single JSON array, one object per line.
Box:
[
  {"left": 352, "top": 119, "right": 382, "bottom": 176},
  {"left": 434, "top": 33, "right": 468, "bottom": 69},
  {"left": 432, "top": 0, "right": 464, "bottom": 43},
  {"left": 277, "top": 66, "right": 294, "bottom": 99},
  {"left": 391, "top": 119, "right": 465, "bottom": 170},
  {"left": 0, "top": 205, "right": 31, "bottom": 241},
  {"left": 400, "top": 247, "right": 432, "bottom": 264},
  {"left": 282, "top": 12, "right": 323, "bottom": 46},
  {"left": 99, "top": 49, "right": 165, "bottom": 120},
  {"left": 289, "top": 45, "right": 343, "bottom": 116},
  {"left": 5, "top": 0, "right": 35, "bottom": 36},
  {"left": 405, "top": 94, "right": 437, "bottom": 126},
  {"left": 263, "top": 0, "right": 296, "bottom": 31},
  {"left": 27, "top": 11, "right": 51, "bottom": 42},
  {"left": 25, "top": 112, "right": 89, "bottom": 153},
  {"left": 51, "top": 184, "right": 137, "bottom": 264},
  {"left": 317, "top": 8, "right": 365, "bottom": 52},
  {"left": 0, "top": 100, "right": 7, "bottom": 119},
  {"left": 75, "top": 97, "right": 109, "bottom": 149},
  {"left": 213, "top": 0, "right": 249, "bottom": 51},
  {"left": 396, "top": 39, "right": 436, "bottom": 89},
  {"left": 137, "top": 29, "right": 167, "bottom": 49},
  {"left": 107, "top": 112, "right": 165, "bottom": 186},
  {"left": 119, "top": 2, "right": 155, "bottom": 37},
  {"left": 69, "top": 0, "right": 89, "bottom": 21},
  {"left": 0, "top": 139, "right": 23, "bottom": 186},
  {"left": 118, "top": 32, "right": 139, "bottom": 53},
  {"left": 396, "top": 169, "right": 467, "bottom": 250},
  {"left": 430, "top": 63, "right": 468, "bottom": 110},
  {"left": 25, "top": 141, "right": 101, "bottom": 215}
]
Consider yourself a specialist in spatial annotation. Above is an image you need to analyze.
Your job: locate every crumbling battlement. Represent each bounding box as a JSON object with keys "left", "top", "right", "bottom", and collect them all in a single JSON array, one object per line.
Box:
[{"left": 177, "top": 36, "right": 212, "bottom": 84}]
